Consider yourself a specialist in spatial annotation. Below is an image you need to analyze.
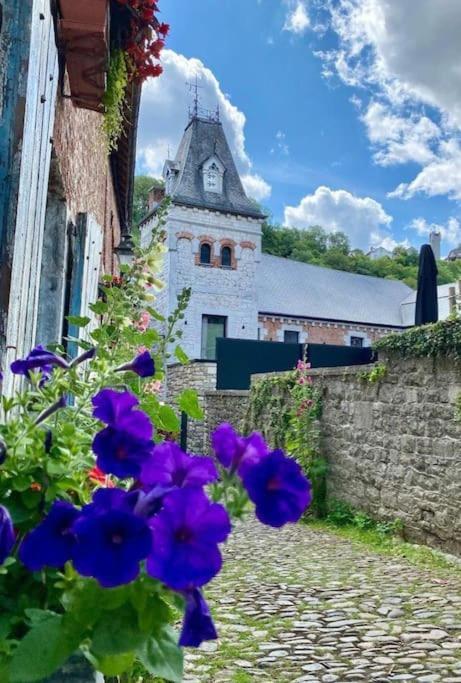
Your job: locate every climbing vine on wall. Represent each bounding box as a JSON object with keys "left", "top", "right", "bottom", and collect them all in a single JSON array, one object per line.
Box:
[
  {"left": 244, "top": 361, "right": 327, "bottom": 517},
  {"left": 374, "top": 319, "right": 461, "bottom": 359}
]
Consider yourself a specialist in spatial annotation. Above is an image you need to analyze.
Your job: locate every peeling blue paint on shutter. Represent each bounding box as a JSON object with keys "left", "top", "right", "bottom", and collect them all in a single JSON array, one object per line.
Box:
[
  {"left": 67, "top": 213, "right": 103, "bottom": 357},
  {"left": 4, "top": 0, "right": 58, "bottom": 394}
]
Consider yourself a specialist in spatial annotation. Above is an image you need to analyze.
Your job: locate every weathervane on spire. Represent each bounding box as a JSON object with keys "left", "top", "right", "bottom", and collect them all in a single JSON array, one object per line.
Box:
[
  {"left": 185, "top": 75, "right": 220, "bottom": 123},
  {"left": 186, "top": 75, "right": 202, "bottom": 119}
]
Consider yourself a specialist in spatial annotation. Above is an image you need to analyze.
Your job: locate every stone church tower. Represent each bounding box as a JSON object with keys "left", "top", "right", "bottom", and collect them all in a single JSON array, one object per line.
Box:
[{"left": 141, "top": 114, "right": 265, "bottom": 360}]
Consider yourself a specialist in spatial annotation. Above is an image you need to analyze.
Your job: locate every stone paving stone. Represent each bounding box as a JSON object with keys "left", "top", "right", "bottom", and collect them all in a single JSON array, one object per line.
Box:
[{"left": 184, "top": 520, "right": 461, "bottom": 682}]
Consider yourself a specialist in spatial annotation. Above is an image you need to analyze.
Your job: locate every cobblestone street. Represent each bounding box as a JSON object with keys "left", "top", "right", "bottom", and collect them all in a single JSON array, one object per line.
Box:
[{"left": 184, "top": 520, "right": 461, "bottom": 683}]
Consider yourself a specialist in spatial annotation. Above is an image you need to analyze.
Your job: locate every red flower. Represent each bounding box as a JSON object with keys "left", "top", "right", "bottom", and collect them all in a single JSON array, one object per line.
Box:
[
  {"left": 89, "top": 466, "right": 115, "bottom": 488},
  {"left": 158, "top": 22, "right": 170, "bottom": 36}
]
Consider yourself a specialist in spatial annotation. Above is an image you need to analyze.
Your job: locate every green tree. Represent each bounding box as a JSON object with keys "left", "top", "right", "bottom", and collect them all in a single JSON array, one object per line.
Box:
[
  {"left": 132, "top": 175, "right": 164, "bottom": 227},
  {"left": 261, "top": 221, "right": 461, "bottom": 287}
]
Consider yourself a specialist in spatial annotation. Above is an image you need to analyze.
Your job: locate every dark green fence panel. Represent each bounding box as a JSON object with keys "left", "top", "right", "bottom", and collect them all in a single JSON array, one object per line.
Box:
[{"left": 216, "top": 338, "right": 374, "bottom": 390}]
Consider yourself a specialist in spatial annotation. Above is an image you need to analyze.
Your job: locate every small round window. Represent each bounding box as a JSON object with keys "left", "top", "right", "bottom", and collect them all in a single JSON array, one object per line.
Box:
[
  {"left": 200, "top": 243, "right": 211, "bottom": 264},
  {"left": 221, "top": 246, "right": 232, "bottom": 268}
]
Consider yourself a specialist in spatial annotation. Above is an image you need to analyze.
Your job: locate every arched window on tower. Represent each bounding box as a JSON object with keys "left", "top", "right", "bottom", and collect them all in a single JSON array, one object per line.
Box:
[
  {"left": 221, "top": 246, "right": 232, "bottom": 268},
  {"left": 200, "top": 242, "right": 212, "bottom": 265}
]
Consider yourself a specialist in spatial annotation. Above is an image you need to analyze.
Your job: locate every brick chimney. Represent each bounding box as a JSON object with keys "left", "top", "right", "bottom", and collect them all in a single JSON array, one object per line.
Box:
[
  {"left": 429, "top": 230, "right": 441, "bottom": 261},
  {"left": 147, "top": 185, "right": 165, "bottom": 210}
]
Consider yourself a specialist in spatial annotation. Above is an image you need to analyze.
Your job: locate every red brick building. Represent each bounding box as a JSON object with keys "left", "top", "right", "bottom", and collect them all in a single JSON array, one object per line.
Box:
[{"left": 0, "top": 1, "right": 139, "bottom": 393}]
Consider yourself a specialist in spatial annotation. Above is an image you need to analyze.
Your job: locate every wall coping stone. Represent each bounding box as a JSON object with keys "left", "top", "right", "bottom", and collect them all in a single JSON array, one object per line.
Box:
[
  {"left": 205, "top": 389, "right": 250, "bottom": 398},
  {"left": 251, "top": 363, "right": 377, "bottom": 383}
]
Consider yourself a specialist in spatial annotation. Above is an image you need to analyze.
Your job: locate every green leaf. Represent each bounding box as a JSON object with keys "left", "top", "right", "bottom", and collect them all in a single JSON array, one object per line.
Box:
[
  {"left": 137, "top": 626, "right": 183, "bottom": 683},
  {"left": 66, "top": 315, "right": 91, "bottom": 328},
  {"left": 174, "top": 346, "right": 189, "bottom": 365},
  {"left": 9, "top": 613, "right": 82, "bottom": 682},
  {"left": 12, "top": 474, "right": 32, "bottom": 492},
  {"left": 146, "top": 306, "right": 165, "bottom": 322},
  {"left": 95, "top": 652, "right": 135, "bottom": 676},
  {"left": 177, "top": 389, "right": 203, "bottom": 420},
  {"left": 158, "top": 405, "right": 180, "bottom": 434},
  {"left": 91, "top": 605, "right": 146, "bottom": 656},
  {"left": 89, "top": 301, "right": 108, "bottom": 315}
]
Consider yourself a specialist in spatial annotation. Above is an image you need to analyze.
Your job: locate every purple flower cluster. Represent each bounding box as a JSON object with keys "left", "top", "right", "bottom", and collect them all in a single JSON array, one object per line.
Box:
[
  {"left": 7, "top": 386, "right": 311, "bottom": 651},
  {"left": 212, "top": 423, "right": 312, "bottom": 528},
  {"left": 18, "top": 388, "right": 230, "bottom": 647}
]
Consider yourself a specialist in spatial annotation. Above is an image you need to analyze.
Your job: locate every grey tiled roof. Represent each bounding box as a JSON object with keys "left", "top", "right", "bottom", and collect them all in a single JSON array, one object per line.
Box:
[
  {"left": 168, "top": 117, "right": 264, "bottom": 219},
  {"left": 257, "top": 254, "right": 413, "bottom": 327}
]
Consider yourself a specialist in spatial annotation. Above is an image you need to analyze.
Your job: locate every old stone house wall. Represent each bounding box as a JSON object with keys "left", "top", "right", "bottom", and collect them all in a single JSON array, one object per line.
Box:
[
  {"left": 166, "top": 361, "right": 249, "bottom": 453},
  {"left": 246, "top": 355, "right": 461, "bottom": 555},
  {"left": 166, "top": 361, "right": 217, "bottom": 453}
]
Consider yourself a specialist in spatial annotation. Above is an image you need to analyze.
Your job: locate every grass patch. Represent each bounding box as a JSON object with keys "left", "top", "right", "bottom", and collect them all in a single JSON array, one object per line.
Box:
[{"left": 306, "top": 515, "right": 461, "bottom": 576}]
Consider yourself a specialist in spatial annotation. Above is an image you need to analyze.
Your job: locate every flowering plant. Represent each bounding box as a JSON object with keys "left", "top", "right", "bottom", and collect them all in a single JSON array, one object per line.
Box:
[
  {"left": 0, "top": 206, "right": 311, "bottom": 681},
  {"left": 285, "top": 360, "right": 327, "bottom": 517},
  {"left": 114, "top": 0, "right": 169, "bottom": 82}
]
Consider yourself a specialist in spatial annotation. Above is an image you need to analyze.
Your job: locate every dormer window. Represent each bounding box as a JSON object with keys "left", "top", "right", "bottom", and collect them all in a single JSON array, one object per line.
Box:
[
  {"left": 202, "top": 156, "right": 224, "bottom": 194},
  {"left": 200, "top": 242, "right": 212, "bottom": 265}
]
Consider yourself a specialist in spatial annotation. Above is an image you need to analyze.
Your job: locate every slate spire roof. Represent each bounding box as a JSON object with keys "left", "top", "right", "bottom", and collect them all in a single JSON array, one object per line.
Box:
[{"left": 164, "top": 116, "right": 264, "bottom": 219}]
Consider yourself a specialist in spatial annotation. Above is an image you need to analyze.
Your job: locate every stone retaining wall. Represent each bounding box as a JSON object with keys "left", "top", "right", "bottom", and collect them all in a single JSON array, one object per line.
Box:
[{"left": 248, "top": 355, "right": 461, "bottom": 555}]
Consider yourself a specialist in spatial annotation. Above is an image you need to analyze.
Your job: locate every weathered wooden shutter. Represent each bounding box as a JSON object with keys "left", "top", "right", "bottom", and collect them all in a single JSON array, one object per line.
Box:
[
  {"left": 67, "top": 213, "right": 103, "bottom": 356},
  {"left": 80, "top": 214, "right": 104, "bottom": 340},
  {"left": 3, "top": 0, "right": 58, "bottom": 394}
]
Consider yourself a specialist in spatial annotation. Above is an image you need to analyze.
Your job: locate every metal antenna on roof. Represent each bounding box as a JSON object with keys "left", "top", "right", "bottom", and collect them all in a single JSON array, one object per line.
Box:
[{"left": 186, "top": 75, "right": 202, "bottom": 120}]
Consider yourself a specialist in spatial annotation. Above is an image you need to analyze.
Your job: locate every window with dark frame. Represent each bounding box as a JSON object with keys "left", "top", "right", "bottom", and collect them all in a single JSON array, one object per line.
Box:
[
  {"left": 201, "top": 315, "right": 227, "bottom": 360},
  {"left": 199, "top": 242, "right": 211, "bottom": 265},
  {"left": 221, "top": 245, "right": 232, "bottom": 268},
  {"left": 284, "top": 330, "right": 299, "bottom": 344},
  {"left": 350, "top": 336, "right": 364, "bottom": 348}
]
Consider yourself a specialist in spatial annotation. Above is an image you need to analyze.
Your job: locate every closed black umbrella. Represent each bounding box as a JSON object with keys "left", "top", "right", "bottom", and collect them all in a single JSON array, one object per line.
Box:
[{"left": 415, "top": 244, "right": 438, "bottom": 325}]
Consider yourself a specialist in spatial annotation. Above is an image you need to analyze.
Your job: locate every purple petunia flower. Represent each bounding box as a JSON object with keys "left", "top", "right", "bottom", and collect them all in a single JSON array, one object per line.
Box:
[
  {"left": 147, "top": 488, "right": 231, "bottom": 591},
  {"left": 93, "top": 427, "right": 154, "bottom": 479},
  {"left": 211, "top": 423, "right": 267, "bottom": 472},
  {"left": 10, "top": 345, "right": 69, "bottom": 382},
  {"left": 134, "top": 485, "right": 173, "bottom": 519},
  {"left": 92, "top": 389, "right": 154, "bottom": 478},
  {"left": 0, "top": 506, "right": 14, "bottom": 565},
  {"left": 19, "top": 501, "right": 79, "bottom": 571},
  {"left": 239, "top": 449, "right": 312, "bottom": 528},
  {"left": 116, "top": 351, "right": 156, "bottom": 378},
  {"left": 179, "top": 589, "right": 218, "bottom": 648},
  {"left": 140, "top": 442, "right": 218, "bottom": 490},
  {"left": 72, "top": 489, "right": 152, "bottom": 588},
  {"left": 92, "top": 389, "right": 140, "bottom": 426}
]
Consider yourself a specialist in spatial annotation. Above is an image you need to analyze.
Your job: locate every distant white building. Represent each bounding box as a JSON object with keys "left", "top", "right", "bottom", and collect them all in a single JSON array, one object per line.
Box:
[{"left": 141, "top": 113, "right": 451, "bottom": 360}]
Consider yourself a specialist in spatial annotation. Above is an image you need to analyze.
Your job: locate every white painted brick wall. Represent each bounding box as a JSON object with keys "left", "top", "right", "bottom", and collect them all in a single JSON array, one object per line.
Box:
[{"left": 142, "top": 205, "right": 263, "bottom": 360}]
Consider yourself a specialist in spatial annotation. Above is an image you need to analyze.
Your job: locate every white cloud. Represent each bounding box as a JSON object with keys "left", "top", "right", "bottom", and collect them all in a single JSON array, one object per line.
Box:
[
  {"left": 284, "top": 185, "right": 392, "bottom": 249},
  {"left": 318, "top": 0, "right": 461, "bottom": 200},
  {"left": 409, "top": 217, "right": 461, "bottom": 247},
  {"left": 284, "top": 1, "right": 310, "bottom": 35},
  {"left": 370, "top": 235, "right": 411, "bottom": 252},
  {"left": 270, "top": 130, "right": 290, "bottom": 156},
  {"left": 362, "top": 101, "right": 440, "bottom": 167},
  {"left": 240, "top": 174, "right": 272, "bottom": 202},
  {"left": 137, "top": 50, "right": 271, "bottom": 200},
  {"left": 389, "top": 139, "right": 461, "bottom": 201}
]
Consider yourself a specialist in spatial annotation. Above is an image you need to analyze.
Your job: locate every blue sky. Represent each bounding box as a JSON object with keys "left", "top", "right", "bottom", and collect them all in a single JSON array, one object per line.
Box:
[{"left": 137, "top": 0, "right": 461, "bottom": 255}]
